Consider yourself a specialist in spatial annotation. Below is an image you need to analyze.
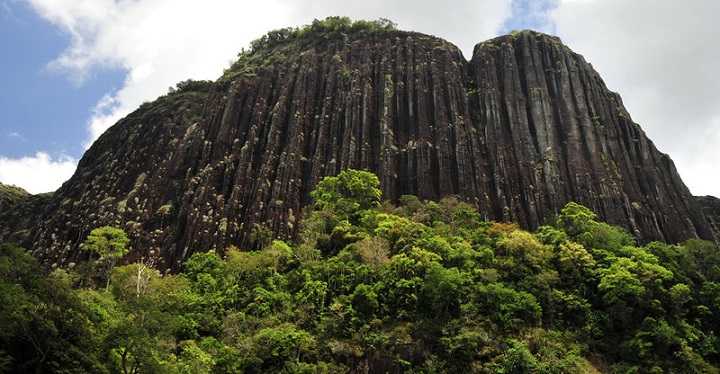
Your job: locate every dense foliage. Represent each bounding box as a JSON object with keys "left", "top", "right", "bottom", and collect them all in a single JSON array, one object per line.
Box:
[
  {"left": 0, "top": 183, "right": 28, "bottom": 206},
  {"left": 219, "top": 17, "right": 397, "bottom": 84},
  {"left": 1, "top": 169, "right": 719, "bottom": 373},
  {"left": 247, "top": 16, "right": 397, "bottom": 54},
  {"left": 168, "top": 80, "right": 216, "bottom": 95}
]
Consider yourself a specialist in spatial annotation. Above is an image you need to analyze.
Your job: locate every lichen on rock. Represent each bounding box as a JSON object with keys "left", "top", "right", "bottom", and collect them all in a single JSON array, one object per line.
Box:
[{"left": 0, "top": 24, "right": 716, "bottom": 270}]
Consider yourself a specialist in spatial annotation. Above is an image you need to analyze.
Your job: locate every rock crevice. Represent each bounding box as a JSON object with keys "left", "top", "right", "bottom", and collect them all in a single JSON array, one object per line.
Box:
[{"left": 2, "top": 29, "right": 715, "bottom": 268}]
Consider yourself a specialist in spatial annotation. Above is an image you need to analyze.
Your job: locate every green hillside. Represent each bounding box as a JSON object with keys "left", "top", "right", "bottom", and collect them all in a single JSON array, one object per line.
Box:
[
  {"left": 0, "top": 183, "right": 29, "bottom": 207},
  {"left": 1, "top": 170, "right": 718, "bottom": 373}
]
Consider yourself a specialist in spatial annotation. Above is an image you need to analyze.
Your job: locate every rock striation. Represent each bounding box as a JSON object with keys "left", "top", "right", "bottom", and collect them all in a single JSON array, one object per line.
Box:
[
  {"left": 696, "top": 196, "right": 720, "bottom": 240},
  {"left": 1, "top": 26, "right": 715, "bottom": 268},
  {"left": 0, "top": 183, "right": 52, "bottom": 244}
]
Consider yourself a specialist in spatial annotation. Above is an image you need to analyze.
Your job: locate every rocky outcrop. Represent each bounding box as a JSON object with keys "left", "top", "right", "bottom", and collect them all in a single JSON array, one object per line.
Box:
[
  {"left": 696, "top": 195, "right": 720, "bottom": 240},
  {"left": 0, "top": 183, "right": 29, "bottom": 210},
  {"left": 0, "top": 183, "right": 52, "bottom": 244},
  {"left": 467, "top": 32, "right": 714, "bottom": 243},
  {"left": 2, "top": 27, "right": 715, "bottom": 269}
]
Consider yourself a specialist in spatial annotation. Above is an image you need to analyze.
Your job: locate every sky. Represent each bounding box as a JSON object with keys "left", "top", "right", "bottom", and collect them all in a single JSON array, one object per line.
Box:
[{"left": 0, "top": 0, "right": 718, "bottom": 197}]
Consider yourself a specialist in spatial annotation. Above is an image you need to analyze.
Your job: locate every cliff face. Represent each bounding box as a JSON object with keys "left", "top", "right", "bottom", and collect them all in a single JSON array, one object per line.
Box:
[
  {"left": 696, "top": 196, "right": 720, "bottom": 240},
  {"left": 468, "top": 33, "right": 714, "bottom": 243},
  {"left": 4, "top": 28, "right": 715, "bottom": 268},
  {"left": 0, "top": 183, "right": 52, "bottom": 244}
]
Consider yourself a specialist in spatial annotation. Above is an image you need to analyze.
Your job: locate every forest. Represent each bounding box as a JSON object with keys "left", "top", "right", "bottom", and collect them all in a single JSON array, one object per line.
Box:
[{"left": 1, "top": 169, "right": 719, "bottom": 373}]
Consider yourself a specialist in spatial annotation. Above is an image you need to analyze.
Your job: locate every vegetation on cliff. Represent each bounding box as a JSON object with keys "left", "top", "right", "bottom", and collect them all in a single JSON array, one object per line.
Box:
[
  {"left": 13, "top": 21, "right": 716, "bottom": 271},
  {"left": 0, "top": 183, "right": 29, "bottom": 207},
  {"left": 1, "top": 170, "right": 719, "bottom": 373},
  {"left": 220, "top": 16, "right": 398, "bottom": 84},
  {"left": 0, "top": 183, "right": 51, "bottom": 245},
  {"left": 247, "top": 16, "right": 397, "bottom": 54}
]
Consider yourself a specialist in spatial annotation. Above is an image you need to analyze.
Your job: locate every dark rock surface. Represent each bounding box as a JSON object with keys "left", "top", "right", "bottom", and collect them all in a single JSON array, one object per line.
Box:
[
  {"left": 0, "top": 183, "right": 52, "bottom": 244},
  {"left": 2, "top": 29, "right": 715, "bottom": 268},
  {"left": 467, "top": 32, "right": 714, "bottom": 244},
  {"left": 0, "top": 183, "right": 29, "bottom": 210},
  {"left": 696, "top": 195, "right": 720, "bottom": 240}
]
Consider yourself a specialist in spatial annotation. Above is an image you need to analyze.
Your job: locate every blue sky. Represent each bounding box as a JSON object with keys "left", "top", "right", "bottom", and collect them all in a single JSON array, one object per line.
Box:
[
  {"left": 1, "top": 0, "right": 718, "bottom": 197},
  {"left": 0, "top": 1, "right": 124, "bottom": 159},
  {"left": 500, "top": 0, "right": 556, "bottom": 34},
  {"left": 0, "top": 0, "right": 547, "bottom": 161}
]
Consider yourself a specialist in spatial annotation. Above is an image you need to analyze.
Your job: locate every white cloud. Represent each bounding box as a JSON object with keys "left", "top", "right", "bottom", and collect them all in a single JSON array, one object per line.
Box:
[
  {"left": 288, "top": 0, "right": 511, "bottom": 57},
  {"left": 27, "top": 0, "right": 295, "bottom": 147},
  {"left": 18, "top": 0, "right": 719, "bottom": 198},
  {"left": 675, "top": 120, "right": 720, "bottom": 197},
  {"left": 13, "top": 0, "right": 509, "bottom": 193},
  {"left": 1, "top": 1, "right": 11, "bottom": 18},
  {"left": 25, "top": 0, "right": 510, "bottom": 149},
  {"left": 550, "top": 0, "right": 720, "bottom": 197},
  {"left": 0, "top": 152, "right": 77, "bottom": 194},
  {"left": 7, "top": 132, "right": 25, "bottom": 141}
]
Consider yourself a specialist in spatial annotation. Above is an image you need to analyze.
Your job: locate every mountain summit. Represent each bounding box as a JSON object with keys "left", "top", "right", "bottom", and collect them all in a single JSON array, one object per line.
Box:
[{"left": 1, "top": 20, "right": 717, "bottom": 268}]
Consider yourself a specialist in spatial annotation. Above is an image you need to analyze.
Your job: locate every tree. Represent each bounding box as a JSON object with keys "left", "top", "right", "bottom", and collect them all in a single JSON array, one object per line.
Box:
[
  {"left": 5, "top": 168, "right": 720, "bottom": 372},
  {"left": 470, "top": 283, "right": 542, "bottom": 330},
  {"left": 353, "top": 236, "right": 390, "bottom": 267},
  {"left": 310, "top": 169, "right": 382, "bottom": 220},
  {"left": 251, "top": 324, "right": 317, "bottom": 371},
  {"left": 421, "top": 263, "right": 468, "bottom": 319},
  {"left": 0, "top": 243, "right": 105, "bottom": 373},
  {"left": 82, "top": 226, "right": 130, "bottom": 289},
  {"left": 557, "top": 202, "right": 597, "bottom": 237},
  {"left": 557, "top": 202, "right": 634, "bottom": 251},
  {"left": 598, "top": 258, "right": 645, "bottom": 305}
]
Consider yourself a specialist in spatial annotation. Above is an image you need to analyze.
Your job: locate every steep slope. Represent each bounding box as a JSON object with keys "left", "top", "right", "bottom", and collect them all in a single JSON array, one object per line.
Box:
[
  {"left": 0, "top": 183, "right": 52, "bottom": 243},
  {"left": 696, "top": 195, "right": 720, "bottom": 239},
  {"left": 3, "top": 24, "right": 714, "bottom": 268},
  {"left": 467, "top": 32, "right": 714, "bottom": 243},
  {"left": 28, "top": 90, "right": 210, "bottom": 265},
  {"left": 0, "top": 183, "right": 29, "bottom": 209}
]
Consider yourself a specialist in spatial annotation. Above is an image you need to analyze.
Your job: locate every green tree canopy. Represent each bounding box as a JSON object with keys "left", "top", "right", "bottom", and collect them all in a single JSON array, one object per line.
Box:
[
  {"left": 310, "top": 169, "right": 382, "bottom": 219},
  {"left": 82, "top": 226, "right": 130, "bottom": 260},
  {"left": 2, "top": 170, "right": 719, "bottom": 373},
  {"left": 82, "top": 226, "right": 130, "bottom": 289}
]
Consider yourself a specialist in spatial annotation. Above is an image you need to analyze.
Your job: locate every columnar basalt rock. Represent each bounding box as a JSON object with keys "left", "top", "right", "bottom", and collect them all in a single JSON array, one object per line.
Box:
[
  {"left": 696, "top": 196, "right": 720, "bottom": 240},
  {"left": 0, "top": 183, "right": 52, "bottom": 243},
  {"left": 1, "top": 28, "right": 715, "bottom": 269},
  {"left": 467, "top": 32, "right": 714, "bottom": 244}
]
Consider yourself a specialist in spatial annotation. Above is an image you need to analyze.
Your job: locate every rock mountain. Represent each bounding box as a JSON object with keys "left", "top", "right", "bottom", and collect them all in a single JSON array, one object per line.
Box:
[{"left": 1, "top": 23, "right": 717, "bottom": 269}]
